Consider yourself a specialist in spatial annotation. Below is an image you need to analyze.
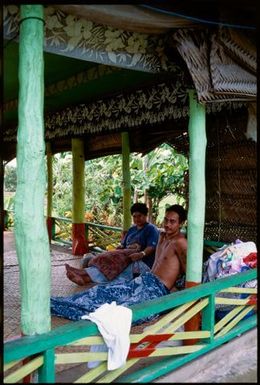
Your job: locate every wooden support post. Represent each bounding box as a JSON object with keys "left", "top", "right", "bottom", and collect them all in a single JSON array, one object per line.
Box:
[
  {"left": 121, "top": 132, "right": 131, "bottom": 233},
  {"left": 46, "top": 142, "right": 53, "bottom": 243},
  {"left": 185, "top": 89, "right": 207, "bottom": 344},
  {"left": 15, "top": 5, "right": 51, "bottom": 335},
  {"left": 72, "top": 138, "right": 88, "bottom": 255},
  {"left": 38, "top": 348, "right": 55, "bottom": 383}
]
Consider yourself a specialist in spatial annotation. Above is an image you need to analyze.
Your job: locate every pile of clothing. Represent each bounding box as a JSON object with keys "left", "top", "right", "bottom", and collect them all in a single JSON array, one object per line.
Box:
[{"left": 203, "top": 239, "right": 257, "bottom": 319}]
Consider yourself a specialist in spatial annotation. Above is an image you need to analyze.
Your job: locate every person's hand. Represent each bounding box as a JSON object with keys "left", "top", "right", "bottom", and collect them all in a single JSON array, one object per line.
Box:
[{"left": 130, "top": 252, "right": 144, "bottom": 262}]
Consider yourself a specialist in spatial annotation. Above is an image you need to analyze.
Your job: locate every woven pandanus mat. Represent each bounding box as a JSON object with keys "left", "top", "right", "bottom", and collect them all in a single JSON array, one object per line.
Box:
[
  {"left": 204, "top": 223, "right": 257, "bottom": 244},
  {"left": 207, "top": 169, "right": 256, "bottom": 196}
]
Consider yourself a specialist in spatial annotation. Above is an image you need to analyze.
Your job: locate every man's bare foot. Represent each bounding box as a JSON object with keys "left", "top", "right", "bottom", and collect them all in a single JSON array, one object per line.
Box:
[
  {"left": 65, "top": 264, "right": 92, "bottom": 285},
  {"left": 65, "top": 263, "right": 85, "bottom": 275},
  {"left": 66, "top": 269, "right": 86, "bottom": 286}
]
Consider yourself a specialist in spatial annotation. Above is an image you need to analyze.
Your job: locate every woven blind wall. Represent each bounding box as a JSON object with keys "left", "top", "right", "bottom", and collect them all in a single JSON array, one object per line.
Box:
[{"left": 204, "top": 106, "right": 257, "bottom": 243}]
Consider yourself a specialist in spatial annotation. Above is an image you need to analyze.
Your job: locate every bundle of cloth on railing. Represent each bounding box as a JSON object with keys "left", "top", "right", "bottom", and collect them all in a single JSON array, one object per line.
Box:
[
  {"left": 202, "top": 239, "right": 257, "bottom": 320},
  {"left": 82, "top": 301, "right": 132, "bottom": 370}
]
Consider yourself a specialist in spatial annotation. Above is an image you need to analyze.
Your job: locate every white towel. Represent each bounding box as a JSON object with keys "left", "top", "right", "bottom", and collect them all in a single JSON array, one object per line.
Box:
[{"left": 82, "top": 301, "right": 132, "bottom": 370}]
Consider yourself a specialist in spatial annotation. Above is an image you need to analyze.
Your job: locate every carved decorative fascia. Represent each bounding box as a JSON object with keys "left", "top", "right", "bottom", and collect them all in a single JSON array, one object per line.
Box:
[
  {"left": 3, "top": 77, "right": 245, "bottom": 142},
  {"left": 44, "top": 82, "right": 189, "bottom": 139},
  {"left": 43, "top": 85, "right": 244, "bottom": 141}
]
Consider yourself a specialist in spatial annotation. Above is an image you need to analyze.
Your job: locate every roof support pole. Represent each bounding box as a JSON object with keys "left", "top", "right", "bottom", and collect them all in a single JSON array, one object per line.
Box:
[
  {"left": 46, "top": 142, "right": 53, "bottom": 242},
  {"left": 184, "top": 89, "right": 206, "bottom": 343},
  {"left": 121, "top": 132, "right": 131, "bottom": 232},
  {"left": 15, "top": 4, "right": 51, "bottom": 335},
  {"left": 72, "top": 138, "right": 88, "bottom": 255}
]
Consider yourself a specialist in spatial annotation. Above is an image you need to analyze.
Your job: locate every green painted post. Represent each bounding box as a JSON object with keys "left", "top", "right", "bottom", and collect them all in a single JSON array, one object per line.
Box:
[
  {"left": 186, "top": 90, "right": 207, "bottom": 285},
  {"left": 201, "top": 293, "right": 215, "bottom": 343},
  {"left": 15, "top": 5, "right": 51, "bottom": 334},
  {"left": 46, "top": 142, "right": 53, "bottom": 242},
  {"left": 72, "top": 138, "right": 88, "bottom": 255},
  {"left": 184, "top": 89, "right": 206, "bottom": 342},
  {"left": 121, "top": 132, "right": 131, "bottom": 232},
  {"left": 38, "top": 348, "right": 55, "bottom": 383}
]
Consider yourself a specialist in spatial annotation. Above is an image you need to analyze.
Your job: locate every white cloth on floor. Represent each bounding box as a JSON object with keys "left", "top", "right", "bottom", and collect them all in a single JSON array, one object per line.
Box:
[{"left": 82, "top": 301, "right": 132, "bottom": 370}]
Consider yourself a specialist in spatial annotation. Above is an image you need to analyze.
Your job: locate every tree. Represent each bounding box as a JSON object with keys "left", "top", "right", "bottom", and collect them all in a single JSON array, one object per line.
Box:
[
  {"left": 130, "top": 144, "right": 188, "bottom": 222},
  {"left": 51, "top": 153, "right": 73, "bottom": 216}
]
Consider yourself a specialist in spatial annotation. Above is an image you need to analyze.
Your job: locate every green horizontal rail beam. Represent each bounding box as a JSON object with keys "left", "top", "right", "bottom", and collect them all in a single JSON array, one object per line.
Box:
[
  {"left": 203, "top": 239, "right": 226, "bottom": 248},
  {"left": 53, "top": 215, "right": 122, "bottom": 232},
  {"left": 4, "top": 321, "right": 99, "bottom": 364},
  {"left": 85, "top": 221, "right": 122, "bottom": 232}
]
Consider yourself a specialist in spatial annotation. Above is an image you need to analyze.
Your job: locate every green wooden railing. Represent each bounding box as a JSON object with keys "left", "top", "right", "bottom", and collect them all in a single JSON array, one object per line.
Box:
[
  {"left": 50, "top": 216, "right": 122, "bottom": 249},
  {"left": 4, "top": 211, "right": 227, "bottom": 252},
  {"left": 4, "top": 211, "right": 122, "bottom": 249},
  {"left": 4, "top": 268, "right": 257, "bottom": 383}
]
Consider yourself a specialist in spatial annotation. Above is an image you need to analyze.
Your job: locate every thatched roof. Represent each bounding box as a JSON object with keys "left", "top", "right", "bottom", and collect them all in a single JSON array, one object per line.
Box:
[{"left": 173, "top": 27, "right": 256, "bottom": 102}]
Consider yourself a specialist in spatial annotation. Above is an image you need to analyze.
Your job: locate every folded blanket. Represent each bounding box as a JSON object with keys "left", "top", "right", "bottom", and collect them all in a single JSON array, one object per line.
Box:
[{"left": 88, "top": 249, "right": 136, "bottom": 281}]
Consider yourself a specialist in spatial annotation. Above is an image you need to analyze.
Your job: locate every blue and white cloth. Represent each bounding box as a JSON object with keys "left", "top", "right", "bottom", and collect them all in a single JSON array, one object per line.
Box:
[{"left": 51, "top": 272, "right": 170, "bottom": 322}]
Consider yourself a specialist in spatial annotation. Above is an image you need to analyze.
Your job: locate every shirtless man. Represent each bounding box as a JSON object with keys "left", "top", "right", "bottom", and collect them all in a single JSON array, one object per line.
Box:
[
  {"left": 51, "top": 205, "right": 187, "bottom": 321},
  {"left": 152, "top": 204, "right": 187, "bottom": 290}
]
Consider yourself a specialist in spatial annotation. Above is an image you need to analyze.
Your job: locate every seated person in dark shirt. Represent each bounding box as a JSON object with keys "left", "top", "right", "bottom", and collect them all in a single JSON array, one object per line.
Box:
[{"left": 65, "top": 202, "right": 159, "bottom": 285}]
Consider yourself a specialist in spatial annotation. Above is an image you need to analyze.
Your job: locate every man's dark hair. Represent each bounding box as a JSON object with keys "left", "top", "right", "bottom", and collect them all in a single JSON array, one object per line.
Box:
[
  {"left": 130, "top": 202, "right": 148, "bottom": 215},
  {"left": 166, "top": 204, "right": 187, "bottom": 223}
]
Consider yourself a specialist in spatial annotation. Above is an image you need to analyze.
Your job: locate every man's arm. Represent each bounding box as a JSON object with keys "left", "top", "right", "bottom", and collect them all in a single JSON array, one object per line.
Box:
[
  {"left": 129, "top": 245, "right": 156, "bottom": 262},
  {"left": 176, "top": 238, "right": 187, "bottom": 273},
  {"left": 129, "top": 225, "right": 159, "bottom": 262}
]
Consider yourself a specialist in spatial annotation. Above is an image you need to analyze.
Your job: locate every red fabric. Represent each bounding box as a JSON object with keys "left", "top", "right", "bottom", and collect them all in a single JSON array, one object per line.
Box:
[
  {"left": 72, "top": 223, "right": 88, "bottom": 255},
  {"left": 88, "top": 249, "right": 136, "bottom": 281},
  {"left": 46, "top": 217, "right": 53, "bottom": 243},
  {"left": 243, "top": 252, "right": 257, "bottom": 269}
]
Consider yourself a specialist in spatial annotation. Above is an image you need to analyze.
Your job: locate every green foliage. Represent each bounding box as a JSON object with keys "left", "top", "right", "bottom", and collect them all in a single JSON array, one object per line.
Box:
[
  {"left": 130, "top": 144, "right": 188, "bottom": 221},
  {"left": 48, "top": 144, "right": 188, "bottom": 227},
  {"left": 4, "top": 194, "right": 15, "bottom": 211},
  {"left": 5, "top": 144, "right": 188, "bottom": 235},
  {"left": 85, "top": 155, "right": 123, "bottom": 225},
  {"left": 4, "top": 195, "right": 15, "bottom": 228},
  {"left": 4, "top": 165, "right": 17, "bottom": 192},
  {"left": 52, "top": 154, "right": 73, "bottom": 216}
]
